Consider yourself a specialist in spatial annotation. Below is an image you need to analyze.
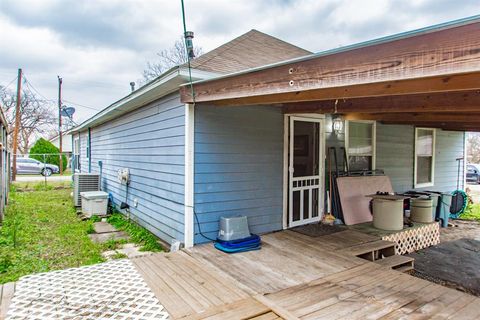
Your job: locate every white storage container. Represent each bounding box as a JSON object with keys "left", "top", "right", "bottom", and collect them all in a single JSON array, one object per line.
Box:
[
  {"left": 81, "top": 191, "right": 109, "bottom": 217},
  {"left": 410, "top": 198, "right": 434, "bottom": 223},
  {"left": 372, "top": 198, "right": 404, "bottom": 231}
]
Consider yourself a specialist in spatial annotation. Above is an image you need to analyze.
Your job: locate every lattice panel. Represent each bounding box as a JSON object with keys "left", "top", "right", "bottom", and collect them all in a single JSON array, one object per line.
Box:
[
  {"left": 382, "top": 223, "right": 440, "bottom": 255},
  {"left": 7, "top": 259, "right": 170, "bottom": 320}
]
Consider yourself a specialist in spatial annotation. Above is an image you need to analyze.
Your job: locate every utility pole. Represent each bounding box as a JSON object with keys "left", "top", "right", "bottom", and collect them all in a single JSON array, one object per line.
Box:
[
  {"left": 58, "top": 76, "right": 63, "bottom": 175},
  {"left": 12, "top": 68, "right": 22, "bottom": 181}
]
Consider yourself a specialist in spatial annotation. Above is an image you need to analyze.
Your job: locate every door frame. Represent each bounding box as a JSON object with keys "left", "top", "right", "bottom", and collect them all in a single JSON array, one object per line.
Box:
[{"left": 282, "top": 114, "right": 326, "bottom": 229}]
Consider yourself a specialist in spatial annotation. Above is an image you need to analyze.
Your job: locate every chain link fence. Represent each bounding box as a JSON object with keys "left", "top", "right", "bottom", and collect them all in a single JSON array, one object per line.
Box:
[{"left": 11, "top": 153, "right": 73, "bottom": 189}]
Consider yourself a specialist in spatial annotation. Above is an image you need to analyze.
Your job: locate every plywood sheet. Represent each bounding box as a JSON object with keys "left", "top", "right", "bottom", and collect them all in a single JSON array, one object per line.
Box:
[{"left": 336, "top": 176, "right": 394, "bottom": 225}]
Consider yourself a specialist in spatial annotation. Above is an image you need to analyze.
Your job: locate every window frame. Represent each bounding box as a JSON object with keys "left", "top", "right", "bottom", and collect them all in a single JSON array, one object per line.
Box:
[
  {"left": 345, "top": 120, "right": 377, "bottom": 171},
  {"left": 414, "top": 127, "right": 436, "bottom": 188},
  {"left": 73, "top": 137, "right": 81, "bottom": 171}
]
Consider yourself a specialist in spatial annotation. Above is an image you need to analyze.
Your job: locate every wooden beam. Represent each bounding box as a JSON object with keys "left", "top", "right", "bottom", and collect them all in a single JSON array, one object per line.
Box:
[
  {"left": 344, "top": 112, "right": 480, "bottom": 123},
  {"left": 282, "top": 90, "right": 480, "bottom": 114},
  {"left": 377, "top": 120, "right": 480, "bottom": 131},
  {"left": 182, "top": 20, "right": 480, "bottom": 104}
]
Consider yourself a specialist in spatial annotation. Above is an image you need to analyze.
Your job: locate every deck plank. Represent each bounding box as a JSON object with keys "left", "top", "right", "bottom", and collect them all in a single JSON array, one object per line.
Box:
[{"left": 131, "top": 230, "right": 480, "bottom": 320}]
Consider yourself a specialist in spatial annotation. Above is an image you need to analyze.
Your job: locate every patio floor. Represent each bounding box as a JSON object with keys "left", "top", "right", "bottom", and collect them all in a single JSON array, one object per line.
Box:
[{"left": 133, "top": 229, "right": 480, "bottom": 320}]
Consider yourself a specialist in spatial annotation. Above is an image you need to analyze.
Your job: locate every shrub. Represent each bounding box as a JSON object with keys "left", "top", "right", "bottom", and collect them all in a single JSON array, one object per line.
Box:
[{"left": 29, "top": 138, "right": 67, "bottom": 171}]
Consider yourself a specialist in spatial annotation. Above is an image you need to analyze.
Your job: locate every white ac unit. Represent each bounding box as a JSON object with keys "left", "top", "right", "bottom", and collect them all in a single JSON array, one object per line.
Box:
[{"left": 73, "top": 173, "right": 100, "bottom": 207}]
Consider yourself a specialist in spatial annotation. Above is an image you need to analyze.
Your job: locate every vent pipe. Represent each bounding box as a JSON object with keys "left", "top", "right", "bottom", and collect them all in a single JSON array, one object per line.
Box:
[
  {"left": 129, "top": 82, "right": 135, "bottom": 92},
  {"left": 184, "top": 31, "right": 195, "bottom": 59}
]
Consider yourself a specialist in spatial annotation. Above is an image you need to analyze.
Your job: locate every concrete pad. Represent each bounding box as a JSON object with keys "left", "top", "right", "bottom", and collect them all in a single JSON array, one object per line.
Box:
[
  {"left": 88, "top": 231, "right": 129, "bottom": 243},
  {"left": 93, "top": 221, "right": 118, "bottom": 234}
]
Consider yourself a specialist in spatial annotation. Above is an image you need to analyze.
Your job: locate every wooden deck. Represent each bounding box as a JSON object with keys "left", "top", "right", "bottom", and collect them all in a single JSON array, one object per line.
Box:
[{"left": 133, "top": 229, "right": 480, "bottom": 319}]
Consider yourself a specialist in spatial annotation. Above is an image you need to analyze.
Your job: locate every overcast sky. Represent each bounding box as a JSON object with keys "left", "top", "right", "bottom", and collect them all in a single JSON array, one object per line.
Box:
[{"left": 0, "top": 0, "right": 478, "bottom": 123}]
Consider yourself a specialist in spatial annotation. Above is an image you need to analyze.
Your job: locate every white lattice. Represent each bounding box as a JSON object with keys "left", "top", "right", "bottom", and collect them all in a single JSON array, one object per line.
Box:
[
  {"left": 382, "top": 223, "right": 440, "bottom": 255},
  {"left": 6, "top": 259, "right": 170, "bottom": 320}
]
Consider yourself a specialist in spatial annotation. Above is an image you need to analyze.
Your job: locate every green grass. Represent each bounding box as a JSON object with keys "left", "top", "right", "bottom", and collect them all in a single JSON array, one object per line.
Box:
[
  {"left": 0, "top": 186, "right": 104, "bottom": 283},
  {"left": 460, "top": 202, "right": 480, "bottom": 221},
  {"left": 107, "top": 213, "right": 163, "bottom": 252}
]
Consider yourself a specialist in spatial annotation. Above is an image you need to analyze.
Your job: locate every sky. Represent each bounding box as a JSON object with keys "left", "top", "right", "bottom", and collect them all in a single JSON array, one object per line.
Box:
[{"left": 0, "top": 0, "right": 479, "bottom": 124}]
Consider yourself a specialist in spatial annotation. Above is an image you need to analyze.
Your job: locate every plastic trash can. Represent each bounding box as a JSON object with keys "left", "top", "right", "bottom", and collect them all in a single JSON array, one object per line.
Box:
[
  {"left": 410, "top": 198, "right": 434, "bottom": 223},
  {"left": 372, "top": 198, "right": 404, "bottom": 231},
  {"left": 80, "top": 191, "right": 109, "bottom": 217},
  {"left": 437, "top": 193, "right": 452, "bottom": 227}
]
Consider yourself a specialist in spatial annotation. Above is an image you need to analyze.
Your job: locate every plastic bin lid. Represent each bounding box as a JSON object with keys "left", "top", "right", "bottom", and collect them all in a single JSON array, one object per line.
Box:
[{"left": 80, "top": 191, "right": 108, "bottom": 200}]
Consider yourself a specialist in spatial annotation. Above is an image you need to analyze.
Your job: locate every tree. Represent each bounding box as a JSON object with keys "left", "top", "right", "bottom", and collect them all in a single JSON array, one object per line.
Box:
[
  {"left": 142, "top": 37, "right": 203, "bottom": 82},
  {"left": 467, "top": 133, "right": 480, "bottom": 164},
  {"left": 29, "top": 138, "right": 67, "bottom": 171},
  {"left": 0, "top": 86, "right": 56, "bottom": 154}
]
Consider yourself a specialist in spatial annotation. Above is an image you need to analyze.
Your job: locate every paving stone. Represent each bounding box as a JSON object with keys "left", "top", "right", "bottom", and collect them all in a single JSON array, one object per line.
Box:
[
  {"left": 93, "top": 221, "right": 118, "bottom": 233},
  {"left": 88, "top": 231, "right": 129, "bottom": 243}
]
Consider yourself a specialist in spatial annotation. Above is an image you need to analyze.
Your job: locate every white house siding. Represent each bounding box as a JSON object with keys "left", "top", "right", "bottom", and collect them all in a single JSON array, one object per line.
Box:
[
  {"left": 79, "top": 93, "right": 186, "bottom": 244},
  {"left": 193, "top": 105, "right": 284, "bottom": 244}
]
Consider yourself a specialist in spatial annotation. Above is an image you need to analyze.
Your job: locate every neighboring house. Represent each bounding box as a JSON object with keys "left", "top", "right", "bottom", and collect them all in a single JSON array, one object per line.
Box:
[
  {"left": 49, "top": 129, "right": 73, "bottom": 167},
  {"left": 0, "top": 107, "right": 9, "bottom": 222},
  {"left": 72, "top": 18, "right": 478, "bottom": 248}
]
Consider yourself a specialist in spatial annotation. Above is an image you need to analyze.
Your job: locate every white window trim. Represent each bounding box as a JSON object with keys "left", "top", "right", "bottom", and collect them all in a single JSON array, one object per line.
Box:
[
  {"left": 345, "top": 120, "right": 377, "bottom": 170},
  {"left": 73, "top": 137, "right": 80, "bottom": 172},
  {"left": 414, "top": 127, "right": 436, "bottom": 188}
]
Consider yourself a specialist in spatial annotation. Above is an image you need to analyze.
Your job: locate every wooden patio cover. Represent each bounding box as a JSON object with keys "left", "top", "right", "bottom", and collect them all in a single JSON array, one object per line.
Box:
[{"left": 181, "top": 16, "right": 480, "bottom": 131}]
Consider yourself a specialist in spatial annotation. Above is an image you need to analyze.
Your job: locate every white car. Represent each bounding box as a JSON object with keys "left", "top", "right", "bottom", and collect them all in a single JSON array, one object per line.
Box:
[{"left": 14, "top": 158, "right": 60, "bottom": 176}]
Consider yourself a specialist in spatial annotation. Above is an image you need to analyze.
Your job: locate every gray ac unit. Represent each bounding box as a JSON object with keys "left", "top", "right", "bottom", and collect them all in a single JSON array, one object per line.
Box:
[{"left": 73, "top": 173, "right": 100, "bottom": 207}]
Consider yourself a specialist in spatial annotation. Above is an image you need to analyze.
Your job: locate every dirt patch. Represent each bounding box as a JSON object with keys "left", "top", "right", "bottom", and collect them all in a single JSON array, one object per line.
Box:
[
  {"left": 291, "top": 223, "right": 346, "bottom": 237},
  {"left": 441, "top": 220, "right": 480, "bottom": 242},
  {"left": 408, "top": 238, "right": 480, "bottom": 296}
]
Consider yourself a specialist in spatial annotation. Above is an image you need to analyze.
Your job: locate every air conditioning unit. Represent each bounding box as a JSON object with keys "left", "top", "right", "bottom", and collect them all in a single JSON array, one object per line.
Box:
[{"left": 73, "top": 173, "right": 100, "bottom": 207}]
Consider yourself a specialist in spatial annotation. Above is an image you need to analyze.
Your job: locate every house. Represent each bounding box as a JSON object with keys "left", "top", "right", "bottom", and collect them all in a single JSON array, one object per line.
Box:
[
  {"left": 71, "top": 30, "right": 311, "bottom": 245},
  {"left": 72, "top": 17, "right": 479, "bottom": 248},
  {"left": 49, "top": 129, "right": 73, "bottom": 167}
]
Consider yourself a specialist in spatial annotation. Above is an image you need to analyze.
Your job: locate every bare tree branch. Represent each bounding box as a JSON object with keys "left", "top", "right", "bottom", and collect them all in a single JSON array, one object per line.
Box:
[
  {"left": 142, "top": 37, "right": 203, "bottom": 83},
  {"left": 0, "top": 85, "right": 56, "bottom": 154}
]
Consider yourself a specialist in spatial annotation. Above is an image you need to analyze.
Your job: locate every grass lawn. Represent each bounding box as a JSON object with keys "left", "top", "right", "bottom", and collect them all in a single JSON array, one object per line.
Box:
[
  {"left": 460, "top": 202, "right": 480, "bottom": 221},
  {"left": 0, "top": 183, "right": 104, "bottom": 283}
]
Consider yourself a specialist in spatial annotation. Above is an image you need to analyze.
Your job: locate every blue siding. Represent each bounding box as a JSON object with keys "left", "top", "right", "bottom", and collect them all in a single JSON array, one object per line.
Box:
[
  {"left": 78, "top": 93, "right": 186, "bottom": 244},
  {"left": 194, "top": 105, "right": 284, "bottom": 244}
]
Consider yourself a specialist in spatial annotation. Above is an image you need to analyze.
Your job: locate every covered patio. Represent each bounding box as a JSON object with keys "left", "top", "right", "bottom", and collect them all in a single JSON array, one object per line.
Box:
[
  {"left": 181, "top": 16, "right": 479, "bottom": 245},
  {"left": 181, "top": 17, "right": 480, "bottom": 132}
]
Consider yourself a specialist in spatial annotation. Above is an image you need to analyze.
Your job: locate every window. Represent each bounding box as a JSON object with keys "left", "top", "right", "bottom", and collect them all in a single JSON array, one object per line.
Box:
[
  {"left": 73, "top": 138, "right": 81, "bottom": 171},
  {"left": 414, "top": 128, "right": 435, "bottom": 187},
  {"left": 346, "top": 120, "right": 376, "bottom": 171}
]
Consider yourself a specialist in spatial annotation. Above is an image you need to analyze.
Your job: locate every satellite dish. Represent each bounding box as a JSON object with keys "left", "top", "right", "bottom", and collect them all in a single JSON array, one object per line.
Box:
[{"left": 61, "top": 107, "right": 76, "bottom": 117}]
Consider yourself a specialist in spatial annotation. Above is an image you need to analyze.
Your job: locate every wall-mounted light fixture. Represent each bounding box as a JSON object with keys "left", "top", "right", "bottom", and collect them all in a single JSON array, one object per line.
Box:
[{"left": 332, "top": 116, "right": 343, "bottom": 134}]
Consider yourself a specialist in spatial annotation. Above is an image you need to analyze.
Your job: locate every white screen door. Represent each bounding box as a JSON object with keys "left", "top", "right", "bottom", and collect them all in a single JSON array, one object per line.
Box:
[{"left": 288, "top": 116, "right": 324, "bottom": 227}]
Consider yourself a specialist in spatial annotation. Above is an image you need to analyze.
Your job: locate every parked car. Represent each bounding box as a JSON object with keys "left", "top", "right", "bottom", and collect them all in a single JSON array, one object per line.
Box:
[
  {"left": 14, "top": 157, "right": 60, "bottom": 176},
  {"left": 466, "top": 164, "right": 480, "bottom": 184}
]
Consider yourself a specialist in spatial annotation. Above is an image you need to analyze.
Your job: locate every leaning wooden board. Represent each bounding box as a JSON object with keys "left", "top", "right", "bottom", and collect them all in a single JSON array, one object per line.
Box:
[{"left": 336, "top": 176, "right": 394, "bottom": 225}]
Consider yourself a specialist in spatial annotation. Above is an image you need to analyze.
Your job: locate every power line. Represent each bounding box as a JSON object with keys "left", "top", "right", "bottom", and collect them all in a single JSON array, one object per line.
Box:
[
  {"left": 0, "top": 75, "right": 19, "bottom": 92},
  {"left": 23, "top": 74, "right": 101, "bottom": 111},
  {"left": 63, "top": 99, "right": 101, "bottom": 111}
]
